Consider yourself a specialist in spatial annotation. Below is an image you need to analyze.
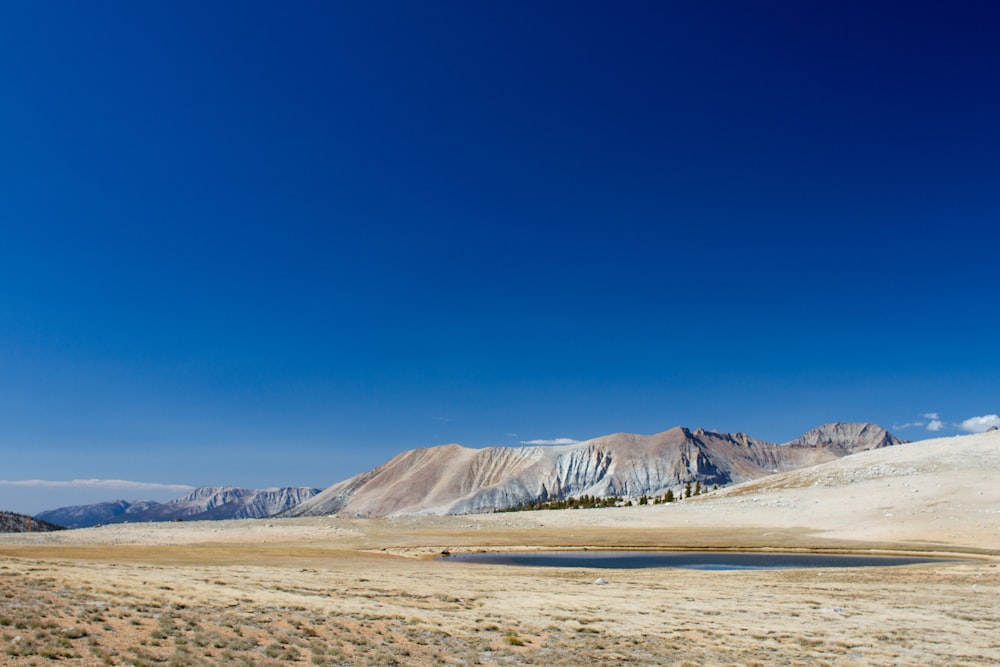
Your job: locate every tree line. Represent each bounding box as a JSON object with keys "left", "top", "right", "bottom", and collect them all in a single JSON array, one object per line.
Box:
[{"left": 497, "top": 481, "right": 717, "bottom": 513}]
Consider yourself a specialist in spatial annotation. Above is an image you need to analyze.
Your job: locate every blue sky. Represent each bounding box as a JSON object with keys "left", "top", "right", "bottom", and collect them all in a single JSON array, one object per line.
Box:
[{"left": 2, "top": 2, "right": 998, "bottom": 514}]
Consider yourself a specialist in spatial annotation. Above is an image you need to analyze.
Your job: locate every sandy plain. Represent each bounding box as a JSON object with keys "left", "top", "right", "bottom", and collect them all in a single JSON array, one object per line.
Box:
[{"left": 1, "top": 431, "right": 998, "bottom": 665}]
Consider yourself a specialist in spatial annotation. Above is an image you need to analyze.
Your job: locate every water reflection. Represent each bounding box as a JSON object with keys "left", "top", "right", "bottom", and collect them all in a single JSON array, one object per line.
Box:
[{"left": 439, "top": 550, "right": 953, "bottom": 570}]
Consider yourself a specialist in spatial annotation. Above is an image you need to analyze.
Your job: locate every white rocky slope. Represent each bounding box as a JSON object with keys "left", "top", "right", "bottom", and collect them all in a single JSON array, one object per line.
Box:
[
  {"left": 284, "top": 422, "right": 905, "bottom": 517},
  {"left": 702, "top": 429, "right": 1000, "bottom": 549}
]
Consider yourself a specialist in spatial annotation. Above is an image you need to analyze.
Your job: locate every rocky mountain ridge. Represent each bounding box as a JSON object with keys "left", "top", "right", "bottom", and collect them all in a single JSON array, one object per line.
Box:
[
  {"left": 283, "top": 422, "right": 905, "bottom": 517},
  {"left": 36, "top": 486, "right": 320, "bottom": 529},
  {"left": 33, "top": 422, "right": 905, "bottom": 525}
]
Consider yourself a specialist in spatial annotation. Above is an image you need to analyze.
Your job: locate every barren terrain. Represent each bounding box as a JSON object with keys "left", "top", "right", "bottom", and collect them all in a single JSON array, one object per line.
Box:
[{"left": 1, "top": 432, "right": 998, "bottom": 665}]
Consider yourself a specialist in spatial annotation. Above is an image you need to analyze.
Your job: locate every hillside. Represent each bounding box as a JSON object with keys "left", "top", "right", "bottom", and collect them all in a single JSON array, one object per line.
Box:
[
  {"left": 702, "top": 428, "right": 1000, "bottom": 548},
  {"left": 0, "top": 510, "right": 64, "bottom": 533},
  {"left": 284, "top": 422, "right": 905, "bottom": 517}
]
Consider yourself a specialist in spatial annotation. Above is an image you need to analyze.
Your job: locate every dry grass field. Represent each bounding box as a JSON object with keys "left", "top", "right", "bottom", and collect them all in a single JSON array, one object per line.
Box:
[{"left": 1, "top": 432, "right": 998, "bottom": 665}]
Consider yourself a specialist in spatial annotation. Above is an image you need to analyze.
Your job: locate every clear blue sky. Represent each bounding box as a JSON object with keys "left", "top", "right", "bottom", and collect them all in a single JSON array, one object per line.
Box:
[{"left": 2, "top": 2, "right": 998, "bottom": 514}]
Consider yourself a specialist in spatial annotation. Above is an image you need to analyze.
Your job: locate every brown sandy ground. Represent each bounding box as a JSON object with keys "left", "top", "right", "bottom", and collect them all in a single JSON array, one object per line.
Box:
[{"left": 0, "top": 513, "right": 998, "bottom": 666}]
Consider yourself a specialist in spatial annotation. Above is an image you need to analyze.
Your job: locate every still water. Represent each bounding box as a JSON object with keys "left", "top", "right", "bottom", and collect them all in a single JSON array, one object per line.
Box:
[{"left": 439, "top": 550, "right": 952, "bottom": 570}]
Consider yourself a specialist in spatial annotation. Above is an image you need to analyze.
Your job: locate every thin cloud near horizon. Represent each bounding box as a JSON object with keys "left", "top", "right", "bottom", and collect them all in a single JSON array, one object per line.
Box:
[{"left": 0, "top": 479, "right": 195, "bottom": 492}]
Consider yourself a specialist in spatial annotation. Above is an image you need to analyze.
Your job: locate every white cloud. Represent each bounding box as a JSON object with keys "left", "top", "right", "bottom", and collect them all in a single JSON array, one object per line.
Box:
[
  {"left": 896, "top": 412, "right": 948, "bottom": 432},
  {"left": 520, "top": 438, "right": 580, "bottom": 446},
  {"left": 893, "top": 421, "right": 925, "bottom": 430},
  {"left": 0, "top": 479, "right": 194, "bottom": 492},
  {"left": 959, "top": 414, "right": 1000, "bottom": 433}
]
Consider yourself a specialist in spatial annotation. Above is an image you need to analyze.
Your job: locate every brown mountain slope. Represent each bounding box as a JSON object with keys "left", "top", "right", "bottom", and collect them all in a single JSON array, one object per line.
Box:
[
  {"left": 0, "top": 511, "right": 64, "bottom": 533},
  {"left": 284, "top": 422, "right": 905, "bottom": 517}
]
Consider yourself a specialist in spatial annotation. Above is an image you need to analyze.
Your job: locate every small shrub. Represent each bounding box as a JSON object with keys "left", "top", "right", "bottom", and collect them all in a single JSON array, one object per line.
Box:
[{"left": 504, "top": 630, "right": 525, "bottom": 646}]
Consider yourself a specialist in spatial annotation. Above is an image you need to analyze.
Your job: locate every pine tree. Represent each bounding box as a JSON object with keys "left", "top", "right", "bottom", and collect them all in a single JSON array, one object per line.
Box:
[{"left": 665, "top": 489, "right": 675, "bottom": 503}]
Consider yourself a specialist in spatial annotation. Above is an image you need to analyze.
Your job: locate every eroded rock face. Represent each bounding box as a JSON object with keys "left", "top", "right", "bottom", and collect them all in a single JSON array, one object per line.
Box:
[{"left": 285, "top": 422, "right": 905, "bottom": 517}]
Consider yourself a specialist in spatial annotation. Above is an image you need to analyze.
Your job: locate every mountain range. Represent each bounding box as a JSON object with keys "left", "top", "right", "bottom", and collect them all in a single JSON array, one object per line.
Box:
[
  {"left": 33, "top": 422, "right": 903, "bottom": 525},
  {"left": 282, "top": 422, "right": 904, "bottom": 517},
  {"left": 36, "top": 486, "right": 320, "bottom": 529}
]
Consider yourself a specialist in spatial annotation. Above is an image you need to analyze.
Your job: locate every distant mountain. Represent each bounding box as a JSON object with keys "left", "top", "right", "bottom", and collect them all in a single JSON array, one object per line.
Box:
[
  {"left": 36, "top": 499, "right": 162, "bottom": 529},
  {"left": 786, "top": 422, "right": 904, "bottom": 453},
  {"left": 37, "top": 486, "right": 320, "bottom": 529},
  {"left": 136, "top": 486, "right": 321, "bottom": 522},
  {"left": 283, "top": 422, "right": 906, "bottom": 517},
  {"left": 0, "top": 510, "right": 64, "bottom": 533}
]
